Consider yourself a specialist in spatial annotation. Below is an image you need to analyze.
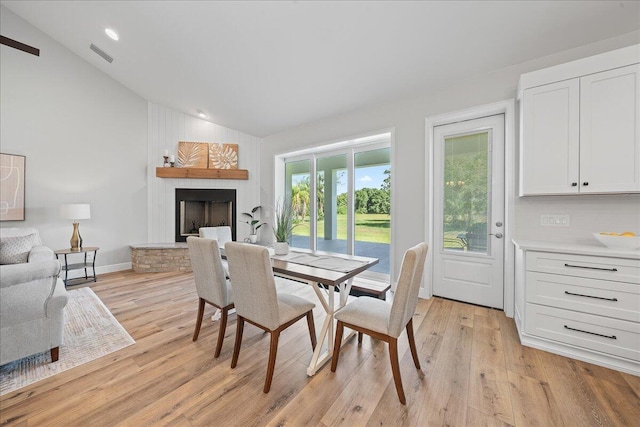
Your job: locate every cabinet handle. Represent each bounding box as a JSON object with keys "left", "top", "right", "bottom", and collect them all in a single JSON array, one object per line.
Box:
[
  {"left": 564, "top": 263, "right": 617, "bottom": 272},
  {"left": 564, "top": 291, "right": 618, "bottom": 302},
  {"left": 564, "top": 325, "right": 616, "bottom": 340},
  {"left": 571, "top": 182, "right": 578, "bottom": 187},
  {"left": 583, "top": 182, "right": 589, "bottom": 186}
]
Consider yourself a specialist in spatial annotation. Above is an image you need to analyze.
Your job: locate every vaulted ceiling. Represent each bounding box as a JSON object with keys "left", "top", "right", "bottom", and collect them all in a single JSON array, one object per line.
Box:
[{"left": 2, "top": 1, "right": 639, "bottom": 137}]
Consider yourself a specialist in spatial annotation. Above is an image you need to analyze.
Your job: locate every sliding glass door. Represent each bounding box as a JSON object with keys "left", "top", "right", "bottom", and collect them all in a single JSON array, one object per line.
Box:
[
  {"left": 282, "top": 135, "right": 391, "bottom": 278},
  {"left": 354, "top": 147, "right": 390, "bottom": 274},
  {"left": 316, "top": 154, "right": 348, "bottom": 255},
  {"left": 285, "top": 159, "right": 311, "bottom": 250}
]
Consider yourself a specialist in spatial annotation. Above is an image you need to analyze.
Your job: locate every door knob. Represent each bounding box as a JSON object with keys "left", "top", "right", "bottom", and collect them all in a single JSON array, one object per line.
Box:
[{"left": 490, "top": 232, "right": 503, "bottom": 238}]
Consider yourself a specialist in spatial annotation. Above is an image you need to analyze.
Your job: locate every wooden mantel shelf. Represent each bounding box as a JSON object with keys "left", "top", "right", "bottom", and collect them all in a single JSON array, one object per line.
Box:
[{"left": 156, "top": 167, "right": 248, "bottom": 180}]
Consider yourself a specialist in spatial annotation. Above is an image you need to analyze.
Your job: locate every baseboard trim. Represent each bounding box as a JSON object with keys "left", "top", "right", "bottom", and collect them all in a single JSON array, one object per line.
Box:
[{"left": 64, "top": 262, "right": 132, "bottom": 280}]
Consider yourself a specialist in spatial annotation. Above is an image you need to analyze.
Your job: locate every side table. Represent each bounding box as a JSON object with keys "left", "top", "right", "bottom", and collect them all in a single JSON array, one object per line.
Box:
[{"left": 54, "top": 247, "right": 99, "bottom": 287}]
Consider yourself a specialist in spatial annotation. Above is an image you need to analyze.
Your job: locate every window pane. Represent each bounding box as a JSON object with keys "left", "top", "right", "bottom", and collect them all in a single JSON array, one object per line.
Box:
[
  {"left": 286, "top": 159, "right": 311, "bottom": 249},
  {"left": 443, "top": 132, "right": 489, "bottom": 254},
  {"left": 316, "top": 154, "right": 347, "bottom": 255},
  {"left": 354, "top": 148, "right": 390, "bottom": 274}
]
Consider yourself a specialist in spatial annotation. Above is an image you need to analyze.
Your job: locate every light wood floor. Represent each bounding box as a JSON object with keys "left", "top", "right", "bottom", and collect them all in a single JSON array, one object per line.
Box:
[{"left": 1, "top": 270, "right": 639, "bottom": 426}]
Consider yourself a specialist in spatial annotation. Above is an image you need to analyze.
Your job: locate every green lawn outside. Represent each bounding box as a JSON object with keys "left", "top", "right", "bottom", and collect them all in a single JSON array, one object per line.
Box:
[
  {"left": 293, "top": 213, "right": 390, "bottom": 244},
  {"left": 292, "top": 215, "right": 467, "bottom": 248}
]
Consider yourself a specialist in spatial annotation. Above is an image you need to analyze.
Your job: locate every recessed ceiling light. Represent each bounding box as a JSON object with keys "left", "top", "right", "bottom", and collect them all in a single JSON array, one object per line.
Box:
[
  {"left": 198, "top": 111, "right": 207, "bottom": 119},
  {"left": 105, "top": 28, "right": 119, "bottom": 41}
]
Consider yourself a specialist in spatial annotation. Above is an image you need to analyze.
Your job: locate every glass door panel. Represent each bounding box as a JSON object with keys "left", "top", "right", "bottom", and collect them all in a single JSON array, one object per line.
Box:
[
  {"left": 442, "top": 131, "right": 489, "bottom": 255},
  {"left": 316, "top": 154, "right": 347, "bottom": 255},
  {"left": 354, "top": 147, "right": 390, "bottom": 274},
  {"left": 286, "top": 159, "right": 311, "bottom": 249}
]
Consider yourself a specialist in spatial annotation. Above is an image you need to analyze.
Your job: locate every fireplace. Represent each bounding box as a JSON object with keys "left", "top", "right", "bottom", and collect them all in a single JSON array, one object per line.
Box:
[{"left": 175, "top": 188, "right": 236, "bottom": 242}]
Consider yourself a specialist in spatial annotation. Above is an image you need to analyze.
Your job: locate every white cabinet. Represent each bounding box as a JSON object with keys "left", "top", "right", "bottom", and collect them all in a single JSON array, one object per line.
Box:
[
  {"left": 522, "top": 79, "right": 580, "bottom": 194},
  {"left": 580, "top": 65, "right": 640, "bottom": 193},
  {"left": 513, "top": 240, "right": 640, "bottom": 376},
  {"left": 519, "top": 45, "right": 640, "bottom": 196}
]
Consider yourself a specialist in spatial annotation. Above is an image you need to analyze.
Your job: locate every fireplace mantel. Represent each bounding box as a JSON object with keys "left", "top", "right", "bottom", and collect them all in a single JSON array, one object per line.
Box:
[{"left": 156, "top": 167, "right": 248, "bottom": 180}]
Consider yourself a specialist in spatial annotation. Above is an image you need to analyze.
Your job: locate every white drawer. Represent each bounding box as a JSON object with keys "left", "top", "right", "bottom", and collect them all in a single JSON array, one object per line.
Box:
[
  {"left": 527, "top": 271, "right": 640, "bottom": 322},
  {"left": 526, "top": 251, "right": 640, "bottom": 284},
  {"left": 525, "top": 304, "right": 640, "bottom": 361},
  {"left": 526, "top": 272, "right": 640, "bottom": 322}
]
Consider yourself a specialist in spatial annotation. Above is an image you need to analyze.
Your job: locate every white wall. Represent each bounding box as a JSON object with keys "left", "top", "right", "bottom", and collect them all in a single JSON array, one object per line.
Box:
[
  {"left": 147, "top": 104, "right": 262, "bottom": 243},
  {"left": 261, "top": 31, "right": 640, "bottom": 286},
  {"left": 0, "top": 6, "right": 148, "bottom": 272}
]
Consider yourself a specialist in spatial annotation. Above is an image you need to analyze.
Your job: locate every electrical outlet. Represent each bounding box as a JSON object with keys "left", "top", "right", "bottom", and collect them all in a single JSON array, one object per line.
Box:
[{"left": 540, "top": 215, "right": 570, "bottom": 227}]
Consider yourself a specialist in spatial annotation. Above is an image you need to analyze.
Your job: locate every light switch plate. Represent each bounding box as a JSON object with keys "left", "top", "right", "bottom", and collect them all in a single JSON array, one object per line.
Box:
[{"left": 541, "top": 215, "right": 570, "bottom": 227}]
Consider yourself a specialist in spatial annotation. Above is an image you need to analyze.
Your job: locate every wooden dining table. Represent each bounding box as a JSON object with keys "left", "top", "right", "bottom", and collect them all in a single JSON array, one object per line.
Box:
[
  {"left": 269, "top": 249, "right": 379, "bottom": 375},
  {"left": 222, "top": 245, "right": 379, "bottom": 376}
]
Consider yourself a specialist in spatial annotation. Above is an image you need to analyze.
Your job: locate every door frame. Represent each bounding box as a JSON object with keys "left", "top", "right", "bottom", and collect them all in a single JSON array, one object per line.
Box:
[{"left": 425, "top": 99, "right": 516, "bottom": 317}]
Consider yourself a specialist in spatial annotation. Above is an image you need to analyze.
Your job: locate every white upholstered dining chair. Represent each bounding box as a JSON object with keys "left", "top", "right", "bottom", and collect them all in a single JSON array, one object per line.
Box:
[
  {"left": 198, "top": 226, "right": 232, "bottom": 275},
  {"left": 187, "top": 236, "right": 234, "bottom": 358},
  {"left": 224, "top": 242, "right": 317, "bottom": 393},
  {"left": 331, "top": 242, "right": 428, "bottom": 404},
  {"left": 199, "top": 226, "right": 232, "bottom": 245}
]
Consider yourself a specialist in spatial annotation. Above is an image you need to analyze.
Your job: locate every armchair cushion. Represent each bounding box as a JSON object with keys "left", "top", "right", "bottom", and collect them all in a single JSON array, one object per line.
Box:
[
  {"left": 28, "top": 245, "right": 55, "bottom": 263},
  {"left": 0, "top": 233, "right": 38, "bottom": 264}
]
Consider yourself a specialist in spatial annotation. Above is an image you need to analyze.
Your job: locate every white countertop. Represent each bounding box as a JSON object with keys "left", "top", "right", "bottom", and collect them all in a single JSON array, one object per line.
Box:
[{"left": 513, "top": 239, "right": 640, "bottom": 260}]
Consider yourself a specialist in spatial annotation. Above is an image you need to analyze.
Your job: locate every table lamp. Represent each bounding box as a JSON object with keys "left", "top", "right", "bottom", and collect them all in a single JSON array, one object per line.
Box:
[{"left": 60, "top": 204, "right": 91, "bottom": 250}]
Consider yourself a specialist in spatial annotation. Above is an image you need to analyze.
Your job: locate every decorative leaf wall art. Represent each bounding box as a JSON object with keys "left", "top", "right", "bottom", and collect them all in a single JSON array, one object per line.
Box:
[
  {"left": 176, "top": 141, "right": 239, "bottom": 169},
  {"left": 209, "top": 144, "right": 238, "bottom": 169},
  {"left": 177, "top": 142, "right": 208, "bottom": 168}
]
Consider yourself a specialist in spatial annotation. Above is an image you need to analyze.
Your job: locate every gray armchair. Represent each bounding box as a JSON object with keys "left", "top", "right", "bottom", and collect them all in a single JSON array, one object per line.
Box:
[{"left": 0, "top": 228, "right": 69, "bottom": 365}]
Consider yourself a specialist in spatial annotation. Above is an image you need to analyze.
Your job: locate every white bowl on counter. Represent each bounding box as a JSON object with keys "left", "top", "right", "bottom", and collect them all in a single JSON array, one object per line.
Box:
[{"left": 593, "top": 233, "right": 640, "bottom": 250}]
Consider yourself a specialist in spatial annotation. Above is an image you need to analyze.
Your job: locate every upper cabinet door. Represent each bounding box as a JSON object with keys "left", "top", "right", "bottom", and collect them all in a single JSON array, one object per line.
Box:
[
  {"left": 580, "top": 64, "right": 640, "bottom": 193},
  {"left": 521, "top": 79, "right": 580, "bottom": 195}
]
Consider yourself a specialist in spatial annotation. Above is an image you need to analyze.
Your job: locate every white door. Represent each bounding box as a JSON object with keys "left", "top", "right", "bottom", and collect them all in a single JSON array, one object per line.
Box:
[{"left": 433, "top": 115, "right": 505, "bottom": 309}]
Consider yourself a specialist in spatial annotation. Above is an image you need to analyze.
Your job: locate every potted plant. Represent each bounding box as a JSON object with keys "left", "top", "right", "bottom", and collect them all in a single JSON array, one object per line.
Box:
[
  {"left": 273, "top": 199, "right": 295, "bottom": 255},
  {"left": 242, "top": 205, "right": 266, "bottom": 243}
]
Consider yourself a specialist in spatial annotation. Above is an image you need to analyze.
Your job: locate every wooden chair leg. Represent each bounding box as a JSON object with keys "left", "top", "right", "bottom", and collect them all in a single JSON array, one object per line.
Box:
[
  {"left": 214, "top": 307, "right": 229, "bottom": 358},
  {"left": 231, "top": 316, "right": 244, "bottom": 369},
  {"left": 50, "top": 346, "right": 59, "bottom": 362},
  {"left": 193, "top": 298, "right": 206, "bottom": 341},
  {"left": 406, "top": 318, "right": 421, "bottom": 369},
  {"left": 306, "top": 311, "right": 317, "bottom": 350},
  {"left": 358, "top": 331, "right": 363, "bottom": 344},
  {"left": 264, "top": 330, "right": 280, "bottom": 393},
  {"left": 330, "top": 321, "right": 345, "bottom": 372},
  {"left": 389, "top": 338, "right": 406, "bottom": 404}
]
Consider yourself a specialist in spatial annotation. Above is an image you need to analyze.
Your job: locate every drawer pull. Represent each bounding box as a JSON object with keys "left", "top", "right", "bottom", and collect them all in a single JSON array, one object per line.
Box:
[
  {"left": 564, "top": 325, "right": 617, "bottom": 340},
  {"left": 564, "top": 263, "right": 617, "bottom": 272},
  {"left": 564, "top": 291, "right": 618, "bottom": 302}
]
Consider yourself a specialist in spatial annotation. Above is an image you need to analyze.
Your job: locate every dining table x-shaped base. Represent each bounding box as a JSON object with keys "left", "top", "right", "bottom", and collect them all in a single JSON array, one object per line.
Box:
[{"left": 270, "top": 250, "right": 379, "bottom": 376}]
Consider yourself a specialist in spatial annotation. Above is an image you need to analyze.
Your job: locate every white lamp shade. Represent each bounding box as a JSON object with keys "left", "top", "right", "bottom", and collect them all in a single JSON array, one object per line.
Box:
[{"left": 60, "top": 204, "right": 91, "bottom": 220}]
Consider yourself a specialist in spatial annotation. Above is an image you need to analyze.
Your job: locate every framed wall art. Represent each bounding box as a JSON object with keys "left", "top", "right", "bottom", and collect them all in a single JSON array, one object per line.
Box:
[
  {"left": 177, "top": 141, "right": 208, "bottom": 168},
  {"left": 0, "top": 153, "right": 26, "bottom": 221},
  {"left": 208, "top": 143, "right": 238, "bottom": 169}
]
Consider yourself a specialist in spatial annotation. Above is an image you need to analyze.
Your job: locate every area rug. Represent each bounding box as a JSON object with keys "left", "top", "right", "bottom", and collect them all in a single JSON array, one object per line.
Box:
[{"left": 0, "top": 287, "right": 135, "bottom": 396}]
